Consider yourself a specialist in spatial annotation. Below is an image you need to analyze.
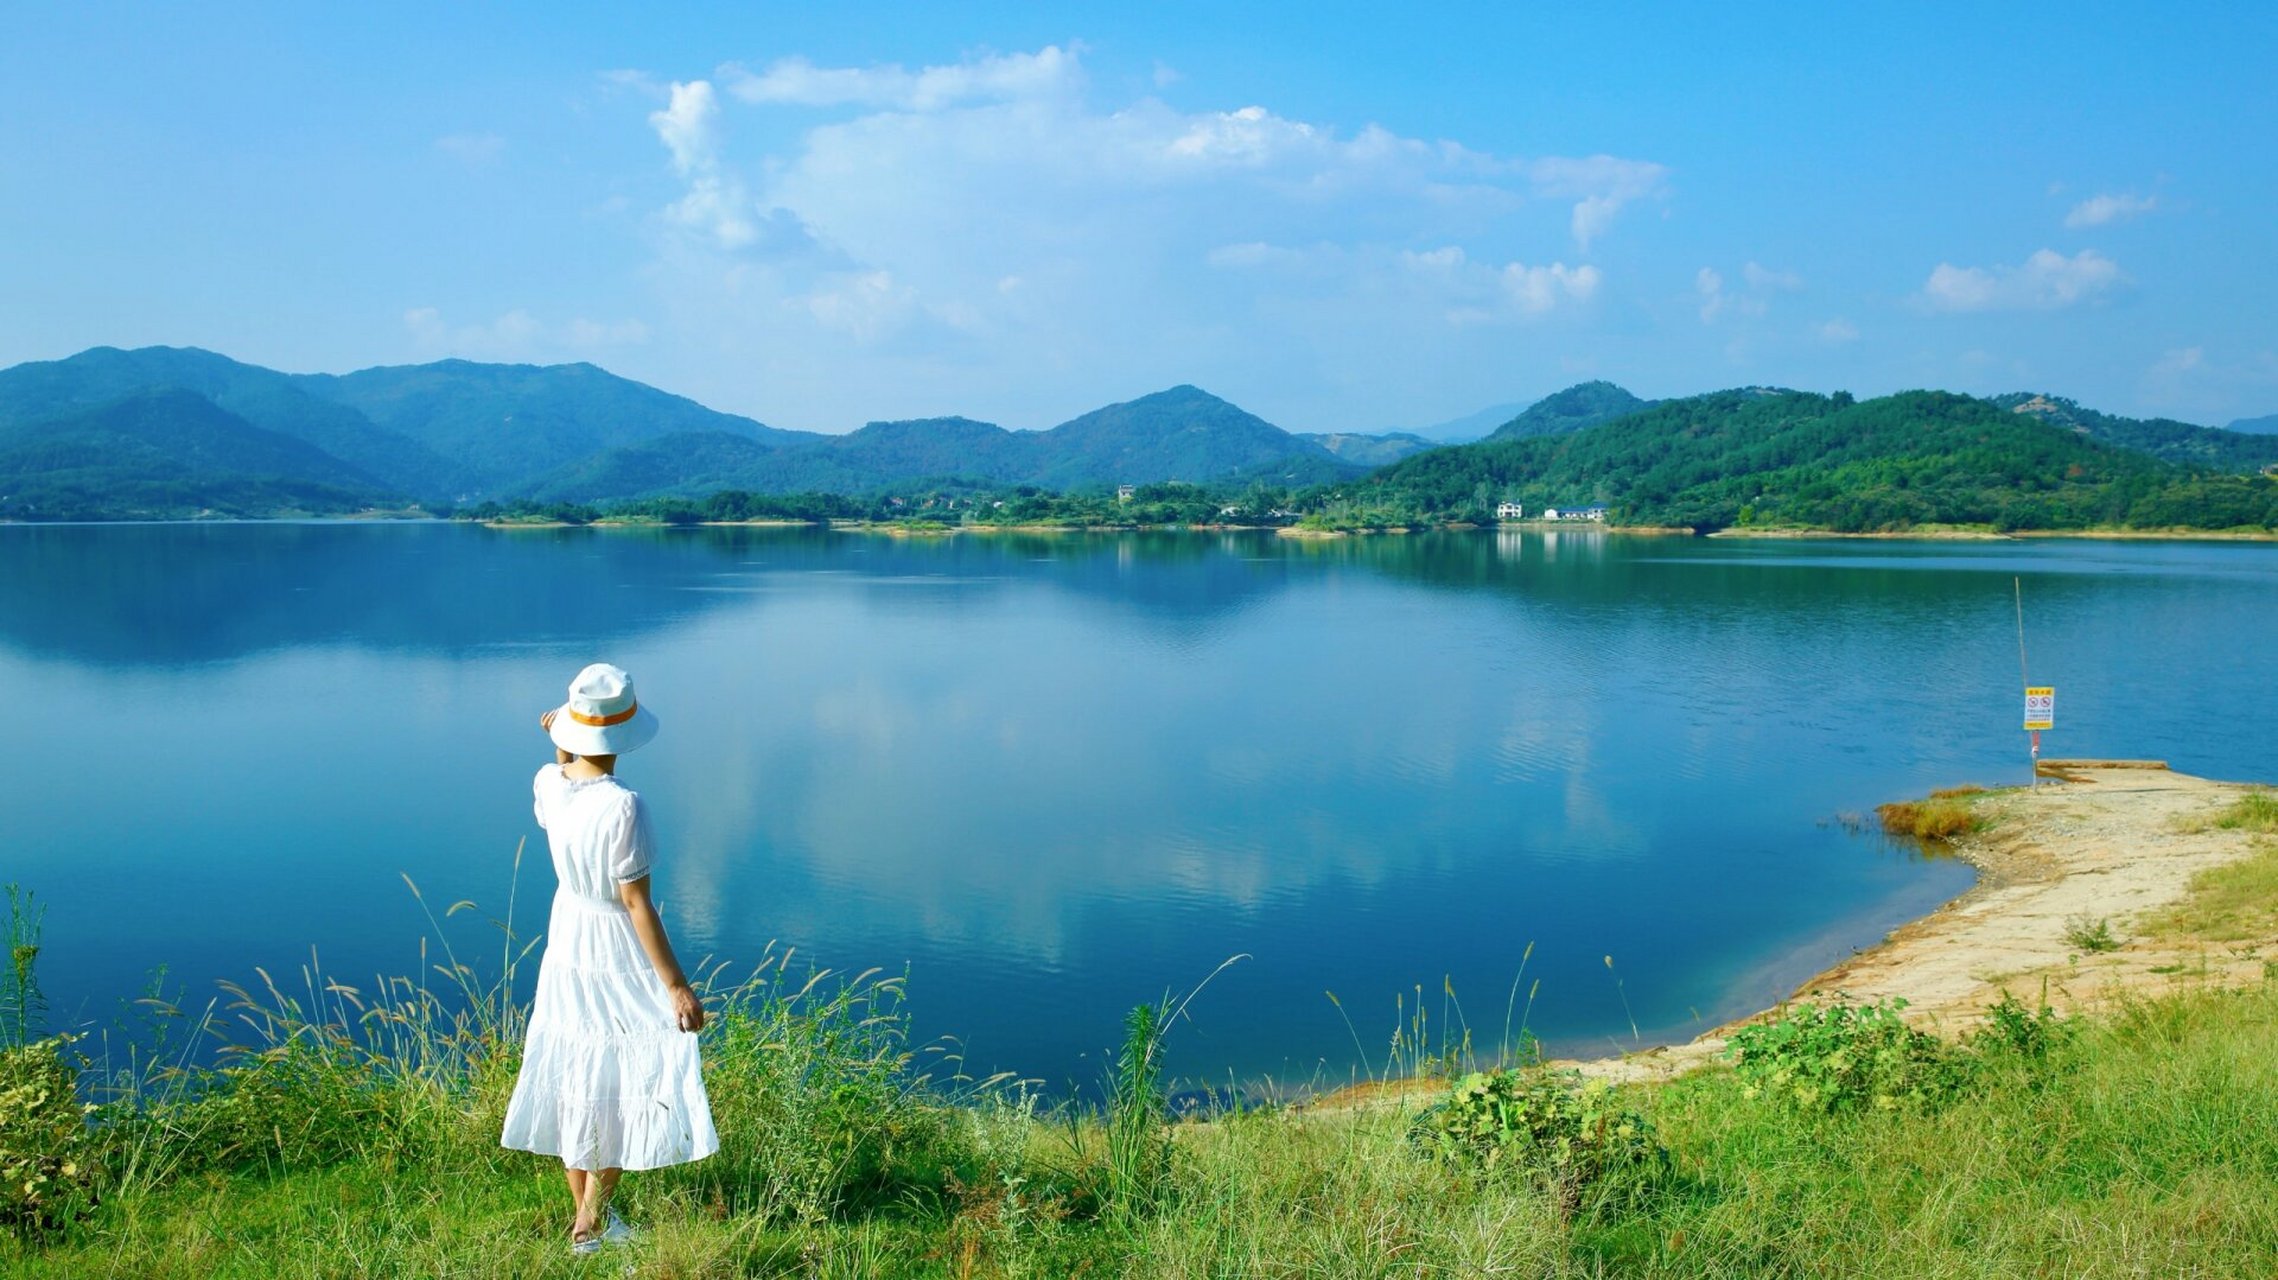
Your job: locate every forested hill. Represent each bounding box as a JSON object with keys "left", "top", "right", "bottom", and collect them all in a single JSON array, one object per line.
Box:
[
  {"left": 1991, "top": 393, "right": 2278, "bottom": 472},
  {"left": 1329, "top": 388, "right": 2278, "bottom": 533},
  {"left": 1485, "top": 380, "right": 1653, "bottom": 440}
]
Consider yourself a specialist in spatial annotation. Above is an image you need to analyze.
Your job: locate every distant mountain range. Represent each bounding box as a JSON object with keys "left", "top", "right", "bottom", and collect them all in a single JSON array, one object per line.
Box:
[
  {"left": 3, "top": 344, "right": 2272, "bottom": 525},
  {"left": 2229, "top": 413, "right": 2278, "bottom": 435},
  {"left": 0, "top": 348, "right": 1361, "bottom": 518}
]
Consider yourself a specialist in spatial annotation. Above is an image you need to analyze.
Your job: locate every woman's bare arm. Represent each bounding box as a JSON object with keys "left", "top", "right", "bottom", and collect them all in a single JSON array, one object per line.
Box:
[{"left": 619, "top": 875, "right": 705, "bottom": 1032}]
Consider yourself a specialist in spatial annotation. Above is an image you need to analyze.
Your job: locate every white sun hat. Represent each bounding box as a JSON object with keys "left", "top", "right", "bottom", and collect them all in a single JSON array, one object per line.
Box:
[{"left": 548, "top": 663, "right": 660, "bottom": 757}]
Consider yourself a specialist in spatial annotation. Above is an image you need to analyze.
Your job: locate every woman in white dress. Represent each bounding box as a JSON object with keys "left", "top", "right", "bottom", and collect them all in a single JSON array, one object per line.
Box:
[{"left": 500, "top": 663, "right": 718, "bottom": 1255}]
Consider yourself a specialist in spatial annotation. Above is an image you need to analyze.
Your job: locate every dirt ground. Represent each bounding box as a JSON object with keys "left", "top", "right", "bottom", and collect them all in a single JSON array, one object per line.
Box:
[{"left": 1317, "top": 764, "right": 2272, "bottom": 1105}]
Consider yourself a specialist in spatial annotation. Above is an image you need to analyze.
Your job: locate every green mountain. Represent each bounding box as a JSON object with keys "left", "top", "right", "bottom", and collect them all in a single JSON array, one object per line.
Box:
[
  {"left": 0, "top": 388, "right": 400, "bottom": 520},
  {"left": 1486, "top": 381, "right": 1653, "bottom": 441},
  {"left": 0, "top": 346, "right": 456, "bottom": 496},
  {"left": 2223, "top": 413, "right": 2278, "bottom": 436},
  {"left": 523, "top": 389, "right": 1356, "bottom": 502},
  {"left": 1990, "top": 393, "right": 2278, "bottom": 471},
  {"left": 1025, "top": 385, "right": 1350, "bottom": 488},
  {"left": 293, "top": 359, "right": 813, "bottom": 498},
  {"left": 1335, "top": 388, "right": 2278, "bottom": 533}
]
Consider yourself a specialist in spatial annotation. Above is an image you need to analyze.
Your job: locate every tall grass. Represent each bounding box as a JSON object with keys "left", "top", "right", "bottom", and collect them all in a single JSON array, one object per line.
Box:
[{"left": 11, "top": 868, "right": 2278, "bottom": 1277}]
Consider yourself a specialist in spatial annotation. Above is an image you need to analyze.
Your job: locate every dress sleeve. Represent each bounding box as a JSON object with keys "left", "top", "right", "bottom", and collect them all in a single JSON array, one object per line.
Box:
[
  {"left": 532, "top": 765, "right": 556, "bottom": 829},
  {"left": 607, "top": 791, "right": 657, "bottom": 884}
]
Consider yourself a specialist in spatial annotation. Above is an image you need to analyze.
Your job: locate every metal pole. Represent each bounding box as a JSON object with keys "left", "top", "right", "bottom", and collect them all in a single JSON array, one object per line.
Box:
[{"left": 2015, "top": 577, "right": 2033, "bottom": 789}]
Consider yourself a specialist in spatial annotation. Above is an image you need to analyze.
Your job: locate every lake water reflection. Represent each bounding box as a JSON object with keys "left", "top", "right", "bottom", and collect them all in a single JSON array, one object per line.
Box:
[{"left": 7, "top": 523, "right": 2275, "bottom": 1090}]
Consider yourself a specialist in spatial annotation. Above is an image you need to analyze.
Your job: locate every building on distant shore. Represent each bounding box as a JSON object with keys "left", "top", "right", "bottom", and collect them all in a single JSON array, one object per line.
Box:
[
  {"left": 1496, "top": 502, "right": 1524, "bottom": 520},
  {"left": 1541, "top": 505, "right": 1610, "bottom": 522}
]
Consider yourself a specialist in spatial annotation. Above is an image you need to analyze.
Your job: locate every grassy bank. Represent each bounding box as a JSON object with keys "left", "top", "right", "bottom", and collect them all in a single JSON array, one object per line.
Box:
[{"left": 6, "top": 790, "right": 2276, "bottom": 1277}]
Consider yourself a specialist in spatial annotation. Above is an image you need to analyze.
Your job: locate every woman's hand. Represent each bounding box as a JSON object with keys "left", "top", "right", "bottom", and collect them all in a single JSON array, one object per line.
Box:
[
  {"left": 670, "top": 982, "right": 705, "bottom": 1033},
  {"left": 540, "top": 709, "right": 573, "bottom": 764}
]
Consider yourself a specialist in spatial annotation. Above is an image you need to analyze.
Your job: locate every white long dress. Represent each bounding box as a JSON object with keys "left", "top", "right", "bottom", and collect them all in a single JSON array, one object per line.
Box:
[{"left": 499, "top": 765, "right": 719, "bottom": 1171}]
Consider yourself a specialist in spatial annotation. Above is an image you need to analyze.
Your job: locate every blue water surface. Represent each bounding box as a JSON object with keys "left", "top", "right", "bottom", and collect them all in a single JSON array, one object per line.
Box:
[{"left": 5, "top": 523, "right": 2273, "bottom": 1091}]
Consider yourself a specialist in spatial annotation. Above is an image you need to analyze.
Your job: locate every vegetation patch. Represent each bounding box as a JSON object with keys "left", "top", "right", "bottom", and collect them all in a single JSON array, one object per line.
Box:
[
  {"left": 1876, "top": 794, "right": 1983, "bottom": 841},
  {"left": 1410, "top": 1068, "right": 1668, "bottom": 1213},
  {"left": 2148, "top": 838, "right": 2278, "bottom": 943},
  {"left": 2063, "top": 913, "right": 2122, "bottom": 953},
  {"left": 2215, "top": 788, "right": 2278, "bottom": 834}
]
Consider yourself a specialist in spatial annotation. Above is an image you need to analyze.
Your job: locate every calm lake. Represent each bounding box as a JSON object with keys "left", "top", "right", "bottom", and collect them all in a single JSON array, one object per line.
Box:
[{"left": 7, "top": 523, "right": 2275, "bottom": 1092}]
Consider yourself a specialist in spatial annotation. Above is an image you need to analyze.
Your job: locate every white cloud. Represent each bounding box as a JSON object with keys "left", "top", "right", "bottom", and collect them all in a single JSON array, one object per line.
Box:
[
  {"left": 719, "top": 45, "right": 1083, "bottom": 111},
  {"left": 1502, "top": 261, "right": 1600, "bottom": 313},
  {"left": 1815, "top": 318, "right": 1859, "bottom": 344},
  {"left": 1525, "top": 155, "right": 1668, "bottom": 252},
  {"left": 1919, "top": 249, "right": 2123, "bottom": 312},
  {"left": 624, "top": 44, "right": 1663, "bottom": 425},
  {"left": 2064, "top": 192, "right": 2157, "bottom": 228},
  {"left": 647, "top": 80, "right": 759, "bottom": 249},
  {"left": 433, "top": 132, "right": 505, "bottom": 166}
]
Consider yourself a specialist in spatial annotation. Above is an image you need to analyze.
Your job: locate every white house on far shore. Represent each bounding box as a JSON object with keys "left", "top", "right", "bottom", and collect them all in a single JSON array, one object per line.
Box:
[
  {"left": 1496, "top": 502, "right": 1524, "bottom": 520},
  {"left": 1541, "top": 506, "right": 1610, "bottom": 522}
]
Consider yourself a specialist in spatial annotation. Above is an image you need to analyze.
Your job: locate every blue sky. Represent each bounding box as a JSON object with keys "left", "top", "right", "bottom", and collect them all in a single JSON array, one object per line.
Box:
[{"left": 5, "top": 2, "right": 2273, "bottom": 432}]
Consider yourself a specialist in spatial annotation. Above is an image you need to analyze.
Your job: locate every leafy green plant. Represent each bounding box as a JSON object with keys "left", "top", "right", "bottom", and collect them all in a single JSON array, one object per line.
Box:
[
  {"left": 1969, "top": 990, "right": 2075, "bottom": 1065},
  {"left": 1104, "top": 1001, "right": 1172, "bottom": 1221},
  {"left": 3, "top": 885, "right": 46, "bottom": 1051},
  {"left": 1726, "top": 998, "right": 1971, "bottom": 1114},
  {"left": 2063, "top": 914, "right": 2121, "bottom": 953},
  {"left": 0, "top": 1035, "right": 95, "bottom": 1236},
  {"left": 1412, "top": 1068, "right": 1666, "bottom": 1212}
]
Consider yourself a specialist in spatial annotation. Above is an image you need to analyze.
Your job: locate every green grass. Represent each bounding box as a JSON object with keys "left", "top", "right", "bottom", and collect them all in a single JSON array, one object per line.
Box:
[
  {"left": 12, "top": 879, "right": 2278, "bottom": 1276},
  {"left": 2214, "top": 788, "right": 2278, "bottom": 834}
]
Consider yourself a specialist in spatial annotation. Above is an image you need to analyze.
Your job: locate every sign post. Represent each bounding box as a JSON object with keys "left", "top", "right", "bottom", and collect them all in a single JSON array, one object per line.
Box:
[{"left": 2023, "top": 686, "right": 2055, "bottom": 784}]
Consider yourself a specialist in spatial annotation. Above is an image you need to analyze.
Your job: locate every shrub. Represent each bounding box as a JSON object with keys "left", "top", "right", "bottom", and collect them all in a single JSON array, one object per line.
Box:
[
  {"left": 1969, "top": 990, "right": 2075, "bottom": 1065},
  {"left": 1727, "top": 999, "right": 1971, "bottom": 1114},
  {"left": 0, "top": 1035, "right": 95, "bottom": 1236},
  {"left": 2063, "top": 913, "right": 2121, "bottom": 953},
  {"left": 1412, "top": 1068, "right": 1666, "bottom": 1210}
]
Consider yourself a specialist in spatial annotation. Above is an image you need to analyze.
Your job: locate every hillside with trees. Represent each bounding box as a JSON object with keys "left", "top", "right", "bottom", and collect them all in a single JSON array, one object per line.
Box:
[
  {"left": 1486, "top": 380, "right": 1654, "bottom": 441},
  {"left": 1321, "top": 388, "right": 2278, "bottom": 533},
  {"left": 1991, "top": 393, "right": 2278, "bottom": 472}
]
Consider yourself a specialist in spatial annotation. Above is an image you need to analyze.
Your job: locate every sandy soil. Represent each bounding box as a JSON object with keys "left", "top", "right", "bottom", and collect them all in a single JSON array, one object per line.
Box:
[{"left": 1316, "top": 764, "right": 2271, "bottom": 1106}]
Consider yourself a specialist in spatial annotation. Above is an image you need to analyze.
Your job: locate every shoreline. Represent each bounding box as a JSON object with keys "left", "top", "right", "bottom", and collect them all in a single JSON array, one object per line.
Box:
[
  {"left": 11, "top": 515, "right": 2275, "bottom": 544},
  {"left": 1578, "top": 764, "right": 2271, "bottom": 1085},
  {"left": 1709, "top": 525, "right": 2278, "bottom": 543},
  {"left": 1320, "top": 763, "right": 2273, "bottom": 1105}
]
